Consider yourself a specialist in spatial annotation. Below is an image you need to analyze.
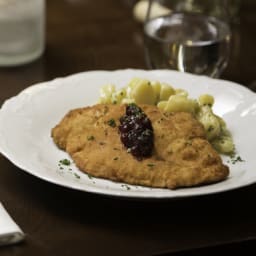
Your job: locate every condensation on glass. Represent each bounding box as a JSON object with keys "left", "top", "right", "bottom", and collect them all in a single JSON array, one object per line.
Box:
[{"left": 0, "top": 0, "right": 45, "bottom": 66}]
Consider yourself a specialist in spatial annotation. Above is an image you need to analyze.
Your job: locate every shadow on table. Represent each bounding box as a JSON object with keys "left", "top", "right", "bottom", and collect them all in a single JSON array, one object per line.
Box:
[
  {"left": 154, "top": 238, "right": 256, "bottom": 256},
  {"left": 1, "top": 159, "right": 256, "bottom": 255}
]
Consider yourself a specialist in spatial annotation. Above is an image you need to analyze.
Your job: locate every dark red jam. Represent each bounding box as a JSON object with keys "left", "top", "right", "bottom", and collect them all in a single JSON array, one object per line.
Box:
[{"left": 119, "top": 104, "right": 154, "bottom": 160}]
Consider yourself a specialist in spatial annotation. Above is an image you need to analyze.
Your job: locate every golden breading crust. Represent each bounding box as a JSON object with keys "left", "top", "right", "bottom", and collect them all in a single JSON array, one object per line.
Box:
[{"left": 51, "top": 104, "right": 229, "bottom": 189}]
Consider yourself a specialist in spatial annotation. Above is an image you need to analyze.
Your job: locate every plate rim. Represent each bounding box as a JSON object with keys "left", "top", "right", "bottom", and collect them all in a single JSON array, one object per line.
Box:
[{"left": 1, "top": 69, "right": 256, "bottom": 199}]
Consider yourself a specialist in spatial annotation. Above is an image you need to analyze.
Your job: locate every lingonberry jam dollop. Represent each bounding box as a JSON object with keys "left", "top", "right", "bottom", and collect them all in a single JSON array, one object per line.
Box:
[{"left": 119, "top": 104, "right": 154, "bottom": 160}]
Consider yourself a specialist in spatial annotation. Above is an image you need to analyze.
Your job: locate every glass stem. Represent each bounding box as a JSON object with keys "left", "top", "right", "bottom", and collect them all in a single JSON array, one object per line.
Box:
[{"left": 145, "top": 0, "right": 153, "bottom": 22}]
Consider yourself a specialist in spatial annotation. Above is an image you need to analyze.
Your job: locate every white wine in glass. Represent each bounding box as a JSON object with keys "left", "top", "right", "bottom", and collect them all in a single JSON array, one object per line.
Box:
[{"left": 144, "top": 1, "right": 231, "bottom": 78}]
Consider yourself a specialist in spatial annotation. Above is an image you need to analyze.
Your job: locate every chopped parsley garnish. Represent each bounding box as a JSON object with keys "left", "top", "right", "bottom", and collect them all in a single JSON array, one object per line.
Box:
[
  {"left": 227, "top": 152, "right": 245, "bottom": 165},
  {"left": 87, "top": 135, "right": 95, "bottom": 141},
  {"left": 87, "top": 173, "right": 93, "bottom": 179},
  {"left": 207, "top": 125, "right": 214, "bottom": 132},
  {"left": 147, "top": 163, "right": 155, "bottom": 167},
  {"left": 107, "top": 119, "right": 116, "bottom": 127},
  {"left": 74, "top": 173, "right": 80, "bottom": 179},
  {"left": 59, "top": 159, "right": 71, "bottom": 166},
  {"left": 121, "top": 184, "right": 131, "bottom": 190},
  {"left": 230, "top": 155, "right": 244, "bottom": 164}
]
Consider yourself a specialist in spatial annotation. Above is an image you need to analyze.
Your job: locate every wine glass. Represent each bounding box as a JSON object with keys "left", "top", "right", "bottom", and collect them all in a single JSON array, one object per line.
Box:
[{"left": 143, "top": 0, "right": 232, "bottom": 78}]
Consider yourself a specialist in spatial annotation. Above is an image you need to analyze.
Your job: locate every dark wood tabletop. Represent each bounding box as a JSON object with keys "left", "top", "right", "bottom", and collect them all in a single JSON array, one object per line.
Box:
[{"left": 1, "top": 1, "right": 256, "bottom": 255}]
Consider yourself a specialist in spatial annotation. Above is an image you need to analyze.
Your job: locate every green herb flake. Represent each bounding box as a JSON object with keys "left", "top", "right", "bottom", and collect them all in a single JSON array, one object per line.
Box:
[
  {"left": 59, "top": 159, "right": 71, "bottom": 166},
  {"left": 113, "top": 157, "right": 119, "bottom": 160},
  {"left": 121, "top": 184, "right": 131, "bottom": 190},
  {"left": 107, "top": 119, "right": 116, "bottom": 127},
  {"left": 230, "top": 155, "right": 245, "bottom": 164},
  {"left": 147, "top": 163, "right": 155, "bottom": 167},
  {"left": 207, "top": 125, "right": 214, "bottom": 132},
  {"left": 74, "top": 173, "right": 80, "bottom": 179},
  {"left": 87, "top": 173, "right": 93, "bottom": 179},
  {"left": 87, "top": 135, "right": 95, "bottom": 141}
]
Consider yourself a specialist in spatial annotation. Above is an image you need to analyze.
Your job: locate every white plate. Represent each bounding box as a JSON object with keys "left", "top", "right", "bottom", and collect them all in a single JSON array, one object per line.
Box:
[{"left": 0, "top": 69, "right": 256, "bottom": 199}]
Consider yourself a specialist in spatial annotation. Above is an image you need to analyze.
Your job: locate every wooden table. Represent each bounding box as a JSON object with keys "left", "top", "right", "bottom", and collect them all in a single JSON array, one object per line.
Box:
[{"left": 1, "top": 1, "right": 256, "bottom": 255}]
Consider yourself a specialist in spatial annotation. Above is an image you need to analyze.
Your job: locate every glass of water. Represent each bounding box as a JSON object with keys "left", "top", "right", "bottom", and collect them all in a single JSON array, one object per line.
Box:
[
  {"left": 0, "top": 0, "right": 45, "bottom": 67},
  {"left": 144, "top": 0, "right": 232, "bottom": 78}
]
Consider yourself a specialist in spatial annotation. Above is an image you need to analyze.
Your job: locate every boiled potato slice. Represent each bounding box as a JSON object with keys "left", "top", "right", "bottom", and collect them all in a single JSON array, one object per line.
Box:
[
  {"left": 129, "top": 79, "right": 157, "bottom": 105},
  {"left": 159, "top": 83, "right": 175, "bottom": 101},
  {"left": 198, "top": 94, "right": 214, "bottom": 106},
  {"left": 164, "top": 95, "right": 198, "bottom": 114}
]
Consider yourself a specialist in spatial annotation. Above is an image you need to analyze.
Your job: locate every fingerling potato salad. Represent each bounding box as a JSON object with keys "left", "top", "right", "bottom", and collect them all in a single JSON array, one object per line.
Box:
[{"left": 98, "top": 78, "right": 234, "bottom": 154}]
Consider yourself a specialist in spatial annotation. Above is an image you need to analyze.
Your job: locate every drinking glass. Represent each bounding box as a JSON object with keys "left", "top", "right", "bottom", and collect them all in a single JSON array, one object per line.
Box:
[
  {"left": 144, "top": 0, "right": 232, "bottom": 78},
  {"left": 0, "top": 0, "right": 45, "bottom": 67}
]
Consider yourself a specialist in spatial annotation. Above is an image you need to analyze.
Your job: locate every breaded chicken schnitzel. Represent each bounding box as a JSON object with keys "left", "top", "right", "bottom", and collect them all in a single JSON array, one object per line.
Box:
[{"left": 51, "top": 104, "right": 229, "bottom": 189}]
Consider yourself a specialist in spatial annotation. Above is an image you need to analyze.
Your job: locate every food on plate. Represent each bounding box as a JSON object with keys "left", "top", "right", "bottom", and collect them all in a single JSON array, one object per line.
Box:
[
  {"left": 98, "top": 78, "right": 234, "bottom": 154},
  {"left": 119, "top": 103, "right": 154, "bottom": 159},
  {"left": 51, "top": 103, "right": 229, "bottom": 189}
]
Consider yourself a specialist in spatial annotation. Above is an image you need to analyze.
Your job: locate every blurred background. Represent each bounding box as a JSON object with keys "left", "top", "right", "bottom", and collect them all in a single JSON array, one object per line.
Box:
[{"left": 1, "top": 0, "right": 256, "bottom": 102}]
